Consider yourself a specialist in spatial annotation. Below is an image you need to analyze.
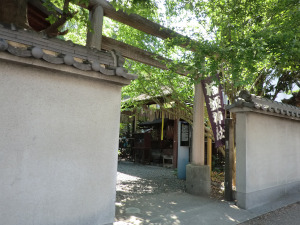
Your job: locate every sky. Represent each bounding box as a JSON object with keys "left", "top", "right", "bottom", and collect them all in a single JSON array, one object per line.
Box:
[
  {"left": 272, "top": 81, "right": 299, "bottom": 102},
  {"left": 276, "top": 92, "right": 292, "bottom": 102},
  {"left": 156, "top": 0, "right": 211, "bottom": 40}
]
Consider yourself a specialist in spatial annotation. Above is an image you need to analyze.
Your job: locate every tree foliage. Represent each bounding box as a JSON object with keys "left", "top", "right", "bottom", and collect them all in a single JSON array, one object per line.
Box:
[
  {"left": 204, "top": 0, "right": 299, "bottom": 100},
  {"left": 42, "top": 0, "right": 89, "bottom": 37},
  {"left": 111, "top": 0, "right": 299, "bottom": 102},
  {"left": 3, "top": 0, "right": 298, "bottom": 119}
]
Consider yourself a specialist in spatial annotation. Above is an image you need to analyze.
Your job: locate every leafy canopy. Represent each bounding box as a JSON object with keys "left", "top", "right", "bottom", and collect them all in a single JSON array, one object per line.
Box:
[
  {"left": 114, "top": 0, "right": 299, "bottom": 98},
  {"left": 53, "top": 0, "right": 299, "bottom": 120}
]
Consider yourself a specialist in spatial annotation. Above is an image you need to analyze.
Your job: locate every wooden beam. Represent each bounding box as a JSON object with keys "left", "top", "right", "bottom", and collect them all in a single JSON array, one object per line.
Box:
[
  {"left": 207, "top": 138, "right": 212, "bottom": 172},
  {"left": 102, "top": 35, "right": 188, "bottom": 76},
  {"left": 80, "top": 0, "right": 197, "bottom": 51}
]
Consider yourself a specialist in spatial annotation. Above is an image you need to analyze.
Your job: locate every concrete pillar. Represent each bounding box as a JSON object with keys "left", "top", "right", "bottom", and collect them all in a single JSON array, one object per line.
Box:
[
  {"left": 86, "top": 2, "right": 104, "bottom": 50},
  {"left": 186, "top": 82, "right": 211, "bottom": 195}
]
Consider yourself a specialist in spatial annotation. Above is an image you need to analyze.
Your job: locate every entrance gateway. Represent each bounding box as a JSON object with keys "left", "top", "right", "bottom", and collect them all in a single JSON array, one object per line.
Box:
[
  {"left": 0, "top": 1, "right": 136, "bottom": 224},
  {"left": 0, "top": 2, "right": 214, "bottom": 224},
  {"left": 3, "top": 1, "right": 297, "bottom": 225}
]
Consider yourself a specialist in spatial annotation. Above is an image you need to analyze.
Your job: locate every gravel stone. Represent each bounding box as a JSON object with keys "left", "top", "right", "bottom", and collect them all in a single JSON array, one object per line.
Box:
[{"left": 116, "top": 161, "right": 186, "bottom": 203}]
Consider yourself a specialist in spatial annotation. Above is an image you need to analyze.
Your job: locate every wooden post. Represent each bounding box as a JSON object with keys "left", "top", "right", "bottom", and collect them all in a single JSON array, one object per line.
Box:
[
  {"left": 207, "top": 138, "right": 212, "bottom": 172},
  {"left": 86, "top": 2, "right": 104, "bottom": 50},
  {"left": 225, "top": 118, "right": 234, "bottom": 201},
  {"left": 131, "top": 116, "right": 135, "bottom": 137},
  {"left": 186, "top": 81, "right": 210, "bottom": 195},
  {"left": 192, "top": 82, "right": 205, "bottom": 165},
  {"left": 232, "top": 146, "right": 236, "bottom": 189}
]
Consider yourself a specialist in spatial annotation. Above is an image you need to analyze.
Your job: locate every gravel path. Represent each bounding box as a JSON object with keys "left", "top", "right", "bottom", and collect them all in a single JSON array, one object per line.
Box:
[
  {"left": 116, "top": 161, "right": 186, "bottom": 203},
  {"left": 115, "top": 161, "right": 299, "bottom": 225}
]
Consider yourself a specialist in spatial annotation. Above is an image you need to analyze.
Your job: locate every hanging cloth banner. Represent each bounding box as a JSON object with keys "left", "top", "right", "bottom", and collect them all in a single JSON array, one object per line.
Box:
[{"left": 201, "top": 74, "right": 225, "bottom": 148}]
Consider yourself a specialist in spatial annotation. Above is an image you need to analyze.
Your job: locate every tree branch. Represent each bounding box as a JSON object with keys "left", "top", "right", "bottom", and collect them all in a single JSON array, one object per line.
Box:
[{"left": 43, "top": 0, "right": 77, "bottom": 37}]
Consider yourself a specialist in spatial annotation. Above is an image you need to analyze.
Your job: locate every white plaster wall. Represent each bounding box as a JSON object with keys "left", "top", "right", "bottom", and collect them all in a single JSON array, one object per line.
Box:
[
  {"left": 246, "top": 113, "right": 300, "bottom": 192},
  {"left": 236, "top": 112, "right": 300, "bottom": 209},
  {"left": 235, "top": 113, "right": 247, "bottom": 195},
  {"left": 0, "top": 60, "right": 122, "bottom": 225}
]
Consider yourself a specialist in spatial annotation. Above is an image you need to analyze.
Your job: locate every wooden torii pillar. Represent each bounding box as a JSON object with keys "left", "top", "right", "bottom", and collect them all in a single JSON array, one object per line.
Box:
[
  {"left": 192, "top": 82, "right": 205, "bottom": 165},
  {"left": 186, "top": 82, "right": 211, "bottom": 195},
  {"left": 86, "top": 0, "right": 104, "bottom": 50}
]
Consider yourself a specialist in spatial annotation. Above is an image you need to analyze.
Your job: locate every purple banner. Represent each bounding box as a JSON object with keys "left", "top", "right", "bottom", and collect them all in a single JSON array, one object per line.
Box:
[{"left": 201, "top": 75, "right": 225, "bottom": 148}]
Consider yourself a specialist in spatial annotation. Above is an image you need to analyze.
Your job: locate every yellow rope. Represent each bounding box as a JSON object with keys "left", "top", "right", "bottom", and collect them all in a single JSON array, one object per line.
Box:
[{"left": 161, "top": 111, "right": 164, "bottom": 140}]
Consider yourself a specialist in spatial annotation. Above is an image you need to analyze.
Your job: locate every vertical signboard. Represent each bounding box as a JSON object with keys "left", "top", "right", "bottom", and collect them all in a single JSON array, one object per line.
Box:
[
  {"left": 178, "top": 121, "right": 190, "bottom": 179},
  {"left": 201, "top": 75, "right": 225, "bottom": 148},
  {"left": 180, "top": 121, "right": 190, "bottom": 146}
]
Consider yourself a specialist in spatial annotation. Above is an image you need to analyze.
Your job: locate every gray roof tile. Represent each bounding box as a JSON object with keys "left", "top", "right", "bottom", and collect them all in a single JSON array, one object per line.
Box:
[
  {"left": 0, "top": 25, "right": 137, "bottom": 80},
  {"left": 226, "top": 90, "right": 300, "bottom": 119}
]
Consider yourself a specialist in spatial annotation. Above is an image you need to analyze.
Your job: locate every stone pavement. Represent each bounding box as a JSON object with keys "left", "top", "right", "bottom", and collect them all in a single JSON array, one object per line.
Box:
[
  {"left": 114, "top": 161, "right": 300, "bottom": 225},
  {"left": 240, "top": 202, "right": 300, "bottom": 225}
]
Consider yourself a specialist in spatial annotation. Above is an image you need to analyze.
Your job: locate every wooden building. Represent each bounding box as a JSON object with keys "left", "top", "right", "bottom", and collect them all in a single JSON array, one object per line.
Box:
[{"left": 120, "top": 101, "right": 181, "bottom": 168}]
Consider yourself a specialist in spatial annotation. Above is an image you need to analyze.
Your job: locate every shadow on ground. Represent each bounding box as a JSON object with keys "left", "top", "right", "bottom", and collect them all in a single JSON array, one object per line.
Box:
[
  {"left": 115, "top": 161, "right": 185, "bottom": 201},
  {"left": 114, "top": 161, "right": 238, "bottom": 225},
  {"left": 115, "top": 161, "right": 186, "bottom": 224}
]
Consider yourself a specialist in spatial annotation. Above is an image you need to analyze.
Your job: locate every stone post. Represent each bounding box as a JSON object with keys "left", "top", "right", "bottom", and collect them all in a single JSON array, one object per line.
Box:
[
  {"left": 86, "top": 1, "right": 104, "bottom": 50},
  {"left": 186, "top": 82, "right": 211, "bottom": 195}
]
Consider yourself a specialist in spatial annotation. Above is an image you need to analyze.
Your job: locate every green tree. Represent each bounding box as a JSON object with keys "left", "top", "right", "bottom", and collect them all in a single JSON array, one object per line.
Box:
[
  {"left": 110, "top": 0, "right": 299, "bottom": 102},
  {"left": 2, "top": 0, "right": 298, "bottom": 119},
  {"left": 105, "top": 0, "right": 299, "bottom": 145}
]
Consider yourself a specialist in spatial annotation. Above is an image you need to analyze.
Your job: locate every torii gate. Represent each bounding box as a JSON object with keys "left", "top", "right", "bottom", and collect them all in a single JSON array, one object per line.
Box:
[
  {"left": 0, "top": 1, "right": 210, "bottom": 225},
  {"left": 85, "top": 0, "right": 210, "bottom": 195}
]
